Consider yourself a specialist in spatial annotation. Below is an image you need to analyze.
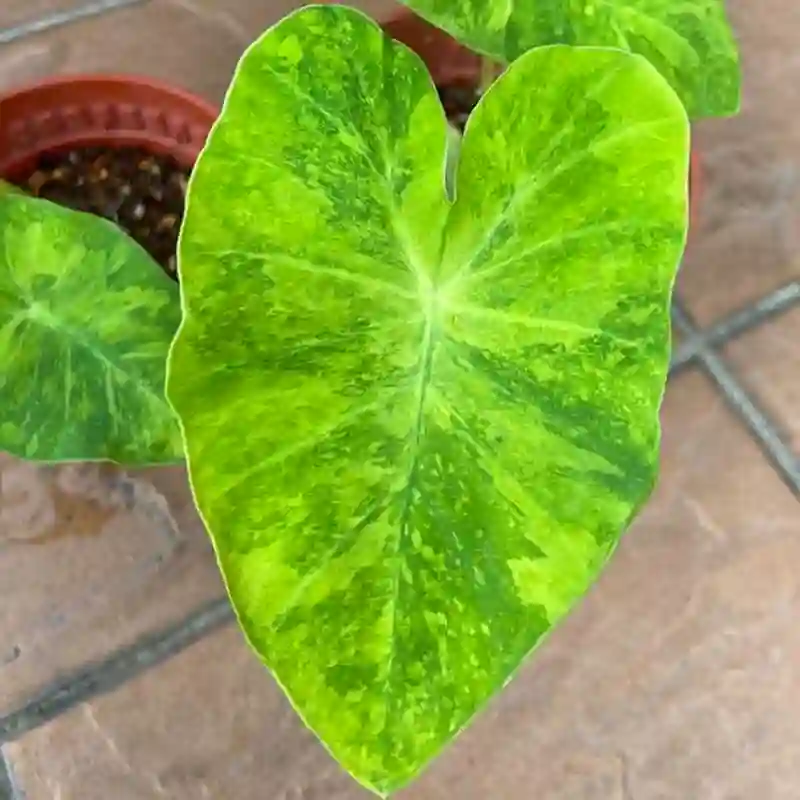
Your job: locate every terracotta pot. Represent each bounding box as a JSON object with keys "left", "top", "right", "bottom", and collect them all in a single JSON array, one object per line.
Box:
[
  {"left": 381, "top": 10, "right": 481, "bottom": 87},
  {"left": 0, "top": 74, "right": 218, "bottom": 182},
  {"left": 380, "top": 9, "right": 701, "bottom": 227}
]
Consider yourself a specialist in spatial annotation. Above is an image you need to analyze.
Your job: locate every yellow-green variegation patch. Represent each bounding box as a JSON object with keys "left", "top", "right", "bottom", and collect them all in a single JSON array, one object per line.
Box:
[
  {"left": 0, "top": 193, "right": 183, "bottom": 464},
  {"left": 399, "top": 0, "right": 740, "bottom": 118},
  {"left": 167, "top": 5, "right": 689, "bottom": 796}
]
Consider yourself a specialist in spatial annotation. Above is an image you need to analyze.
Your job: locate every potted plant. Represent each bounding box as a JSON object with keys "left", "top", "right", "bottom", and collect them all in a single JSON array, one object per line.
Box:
[
  {"left": 0, "top": 73, "right": 218, "bottom": 277},
  {"left": 0, "top": 75, "right": 217, "bottom": 463},
  {"left": 0, "top": 1, "right": 723, "bottom": 796}
]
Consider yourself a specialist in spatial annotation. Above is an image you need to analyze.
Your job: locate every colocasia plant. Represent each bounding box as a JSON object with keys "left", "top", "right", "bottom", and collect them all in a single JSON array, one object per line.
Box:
[{"left": 0, "top": 1, "right": 740, "bottom": 796}]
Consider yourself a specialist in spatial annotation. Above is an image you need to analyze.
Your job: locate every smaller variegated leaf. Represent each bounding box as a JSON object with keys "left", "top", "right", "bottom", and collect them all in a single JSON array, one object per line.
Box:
[{"left": 0, "top": 193, "right": 183, "bottom": 464}]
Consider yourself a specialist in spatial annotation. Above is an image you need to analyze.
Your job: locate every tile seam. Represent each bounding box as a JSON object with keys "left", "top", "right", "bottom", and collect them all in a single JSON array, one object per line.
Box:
[
  {"left": 672, "top": 300, "right": 800, "bottom": 497},
  {"left": 0, "top": 0, "right": 150, "bottom": 45},
  {"left": 671, "top": 281, "right": 800, "bottom": 373},
  {"left": 0, "top": 749, "right": 19, "bottom": 800},
  {"left": 0, "top": 596, "right": 234, "bottom": 744}
]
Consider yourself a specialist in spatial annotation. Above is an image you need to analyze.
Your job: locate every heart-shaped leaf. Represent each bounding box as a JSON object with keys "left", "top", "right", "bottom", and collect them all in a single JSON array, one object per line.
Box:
[
  {"left": 399, "top": 0, "right": 740, "bottom": 118},
  {"left": 0, "top": 193, "right": 183, "bottom": 464},
  {"left": 167, "top": 5, "right": 689, "bottom": 795}
]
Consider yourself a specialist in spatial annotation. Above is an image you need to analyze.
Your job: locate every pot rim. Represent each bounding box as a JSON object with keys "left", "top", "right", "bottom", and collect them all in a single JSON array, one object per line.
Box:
[
  {"left": 0, "top": 72, "right": 219, "bottom": 117},
  {"left": 0, "top": 73, "right": 219, "bottom": 179}
]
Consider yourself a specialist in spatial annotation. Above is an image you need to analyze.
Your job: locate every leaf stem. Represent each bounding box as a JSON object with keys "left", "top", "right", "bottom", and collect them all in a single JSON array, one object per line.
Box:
[{"left": 478, "top": 56, "right": 500, "bottom": 95}]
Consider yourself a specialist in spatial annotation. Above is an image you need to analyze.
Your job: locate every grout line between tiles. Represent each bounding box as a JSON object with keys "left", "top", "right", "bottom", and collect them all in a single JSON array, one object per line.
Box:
[
  {"left": 0, "top": 597, "right": 234, "bottom": 744},
  {"left": 671, "top": 281, "right": 800, "bottom": 373},
  {"left": 672, "top": 301, "right": 800, "bottom": 497},
  {"left": 0, "top": 0, "right": 149, "bottom": 45},
  {"left": 0, "top": 750, "right": 18, "bottom": 800}
]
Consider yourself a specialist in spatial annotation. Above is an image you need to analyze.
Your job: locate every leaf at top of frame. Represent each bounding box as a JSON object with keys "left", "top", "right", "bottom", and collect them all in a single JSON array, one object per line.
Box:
[{"left": 399, "top": 0, "right": 740, "bottom": 118}]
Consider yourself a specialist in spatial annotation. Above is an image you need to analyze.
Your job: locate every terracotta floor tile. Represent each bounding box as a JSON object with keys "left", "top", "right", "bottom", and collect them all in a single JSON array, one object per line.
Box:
[
  {"left": 676, "top": 0, "right": 800, "bottom": 325},
  {"left": 407, "top": 529, "right": 800, "bottom": 799},
  {"left": 0, "top": 0, "right": 406, "bottom": 103},
  {"left": 648, "top": 369, "right": 798, "bottom": 544},
  {"left": 5, "top": 373, "right": 800, "bottom": 799},
  {"left": 0, "top": 0, "right": 243, "bottom": 105},
  {"left": 656, "top": 371, "right": 798, "bottom": 541},
  {"left": 0, "top": 459, "right": 224, "bottom": 716},
  {"left": 1, "top": 0, "right": 97, "bottom": 32},
  {"left": 724, "top": 306, "right": 800, "bottom": 452},
  {"left": 0, "top": 33, "right": 69, "bottom": 93},
  {"left": 406, "top": 385, "right": 800, "bottom": 799},
  {"left": 163, "top": 0, "right": 399, "bottom": 44},
  {"left": 5, "top": 625, "right": 372, "bottom": 800}
]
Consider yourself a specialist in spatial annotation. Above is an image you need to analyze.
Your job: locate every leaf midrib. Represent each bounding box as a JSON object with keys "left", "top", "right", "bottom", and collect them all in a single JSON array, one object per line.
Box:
[{"left": 380, "top": 302, "right": 440, "bottom": 728}]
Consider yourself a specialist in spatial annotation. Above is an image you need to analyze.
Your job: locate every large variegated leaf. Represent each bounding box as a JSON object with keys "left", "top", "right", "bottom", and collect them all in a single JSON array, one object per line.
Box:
[
  {"left": 167, "top": 5, "right": 689, "bottom": 795},
  {"left": 398, "top": 0, "right": 740, "bottom": 118},
  {"left": 0, "top": 193, "right": 183, "bottom": 464}
]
